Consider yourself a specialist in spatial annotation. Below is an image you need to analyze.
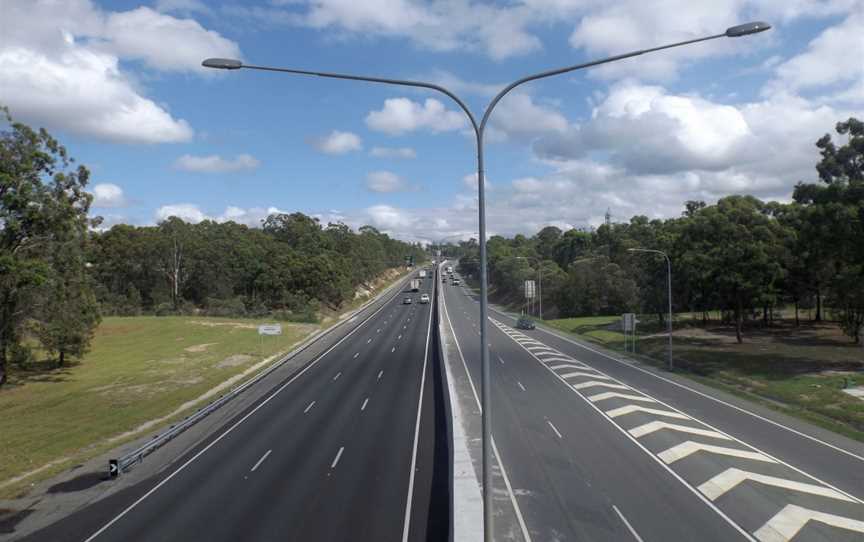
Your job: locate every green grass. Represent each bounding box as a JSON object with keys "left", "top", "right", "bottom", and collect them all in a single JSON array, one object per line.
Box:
[
  {"left": 0, "top": 316, "right": 315, "bottom": 496},
  {"left": 545, "top": 315, "right": 864, "bottom": 442}
]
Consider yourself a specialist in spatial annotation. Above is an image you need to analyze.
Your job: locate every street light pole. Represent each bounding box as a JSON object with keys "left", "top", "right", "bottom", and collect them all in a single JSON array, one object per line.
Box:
[
  {"left": 202, "top": 21, "right": 768, "bottom": 539},
  {"left": 629, "top": 248, "right": 673, "bottom": 370}
]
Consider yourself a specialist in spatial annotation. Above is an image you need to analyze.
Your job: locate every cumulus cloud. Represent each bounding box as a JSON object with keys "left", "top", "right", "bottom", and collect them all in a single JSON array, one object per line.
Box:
[
  {"left": 90, "top": 183, "right": 128, "bottom": 208},
  {"left": 365, "top": 98, "right": 467, "bottom": 135},
  {"left": 173, "top": 154, "right": 261, "bottom": 173},
  {"left": 155, "top": 203, "right": 209, "bottom": 224},
  {"left": 0, "top": 0, "right": 239, "bottom": 143},
  {"left": 370, "top": 146, "right": 417, "bottom": 159},
  {"left": 310, "top": 130, "right": 363, "bottom": 154},
  {"left": 489, "top": 93, "right": 569, "bottom": 142},
  {"left": 366, "top": 170, "right": 409, "bottom": 193}
]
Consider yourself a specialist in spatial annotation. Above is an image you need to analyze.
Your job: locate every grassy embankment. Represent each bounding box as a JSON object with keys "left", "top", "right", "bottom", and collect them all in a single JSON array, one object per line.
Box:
[
  {"left": 545, "top": 314, "right": 864, "bottom": 442},
  {"left": 0, "top": 267, "right": 411, "bottom": 498}
]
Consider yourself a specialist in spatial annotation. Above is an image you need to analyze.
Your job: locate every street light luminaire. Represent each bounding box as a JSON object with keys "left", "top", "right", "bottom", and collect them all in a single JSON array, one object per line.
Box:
[
  {"left": 202, "top": 58, "right": 243, "bottom": 70},
  {"left": 725, "top": 21, "right": 771, "bottom": 37}
]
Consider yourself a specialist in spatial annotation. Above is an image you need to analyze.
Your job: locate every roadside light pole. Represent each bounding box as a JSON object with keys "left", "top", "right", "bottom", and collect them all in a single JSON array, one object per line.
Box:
[
  {"left": 629, "top": 248, "right": 674, "bottom": 370},
  {"left": 202, "top": 21, "right": 768, "bottom": 539}
]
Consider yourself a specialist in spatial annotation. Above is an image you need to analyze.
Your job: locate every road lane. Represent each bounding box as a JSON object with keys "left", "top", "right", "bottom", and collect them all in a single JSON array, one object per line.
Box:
[{"left": 25, "top": 270, "right": 440, "bottom": 542}]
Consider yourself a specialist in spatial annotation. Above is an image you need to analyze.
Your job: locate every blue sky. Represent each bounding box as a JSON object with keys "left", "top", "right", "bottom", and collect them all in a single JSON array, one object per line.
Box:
[{"left": 2, "top": 0, "right": 862, "bottom": 243}]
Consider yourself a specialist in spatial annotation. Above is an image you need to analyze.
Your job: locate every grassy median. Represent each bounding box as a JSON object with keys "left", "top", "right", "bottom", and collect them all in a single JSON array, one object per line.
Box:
[{"left": 545, "top": 315, "right": 864, "bottom": 442}]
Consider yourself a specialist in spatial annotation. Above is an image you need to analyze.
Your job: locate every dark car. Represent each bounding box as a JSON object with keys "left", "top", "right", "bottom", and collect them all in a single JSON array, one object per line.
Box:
[
  {"left": 403, "top": 297, "right": 412, "bottom": 305},
  {"left": 516, "top": 315, "right": 535, "bottom": 330}
]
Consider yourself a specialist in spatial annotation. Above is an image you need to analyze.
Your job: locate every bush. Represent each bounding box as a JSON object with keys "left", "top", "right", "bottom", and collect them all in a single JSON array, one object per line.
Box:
[{"left": 204, "top": 296, "right": 247, "bottom": 317}]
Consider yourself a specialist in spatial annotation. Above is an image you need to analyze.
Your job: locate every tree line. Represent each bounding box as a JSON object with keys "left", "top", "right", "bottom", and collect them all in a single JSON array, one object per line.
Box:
[
  {"left": 0, "top": 108, "right": 424, "bottom": 385},
  {"left": 455, "top": 118, "right": 864, "bottom": 345}
]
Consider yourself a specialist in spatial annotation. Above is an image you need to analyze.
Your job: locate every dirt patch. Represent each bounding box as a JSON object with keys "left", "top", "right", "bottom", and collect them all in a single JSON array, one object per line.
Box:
[
  {"left": 184, "top": 343, "right": 216, "bottom": 353},
  {"left": 216, "top": 354, "right": 254, "bottom": 368}
]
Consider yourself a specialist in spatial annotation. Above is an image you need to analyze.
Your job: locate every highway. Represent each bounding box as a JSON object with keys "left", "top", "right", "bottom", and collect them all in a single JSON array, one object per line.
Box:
[
  {"left": 440, "top": 264, "right": 864, "bottom": 541},
  {"left": 25, "top": 270, "right": 444, "bottom": 542}
]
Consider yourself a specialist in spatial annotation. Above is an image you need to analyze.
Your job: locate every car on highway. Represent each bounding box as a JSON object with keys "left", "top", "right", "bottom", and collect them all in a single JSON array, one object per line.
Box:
[
  {"left": 452, "top": 279, "right": 461, "bottom": 285},
  {"left": 403, "top": 297, "right": 412, "bottom": 304},
  {"left": 419, "top": 294, "right": 430, "bottom": 304},
  {"left": 516, "top": 315, "right": 536, "bottom": 330}
]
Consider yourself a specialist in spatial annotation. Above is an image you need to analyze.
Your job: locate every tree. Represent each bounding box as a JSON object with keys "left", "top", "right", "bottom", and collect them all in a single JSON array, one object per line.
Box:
[{"left": 0, "top": 107, "right": 95, "bottom": 385}]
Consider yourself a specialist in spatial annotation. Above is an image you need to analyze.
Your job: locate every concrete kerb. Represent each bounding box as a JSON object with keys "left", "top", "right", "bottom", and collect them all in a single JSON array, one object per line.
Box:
[{"left": 437, "top": 263, "right": 484, "bottom": 542}]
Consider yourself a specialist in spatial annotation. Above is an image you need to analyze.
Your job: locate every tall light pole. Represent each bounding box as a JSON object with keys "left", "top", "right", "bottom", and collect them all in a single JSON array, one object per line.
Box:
[
  {"left": 629, "top": 248, "right": 673, "bottom": 370},
  {"left": 202, "top": 21, "right": 768, "bottom": 539}
]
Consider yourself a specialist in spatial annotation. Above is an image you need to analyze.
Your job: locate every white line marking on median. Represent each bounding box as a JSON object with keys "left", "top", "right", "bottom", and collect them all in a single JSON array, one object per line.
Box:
[
  {"left": 699, "top": 468, "right": 855, "bottom": 502},
  {"left": 250, "top": 449, "right": 272, "bottom": 472},
  {"left": 517, "top": 381, "right": 526, "bottom": 392},
  {"left": 658, "top": 441, "right": 774, "bottom": 465},
  {"left": 361, "top": 398, "right": 369, "bottom": 411},
  {"left": 605, "top": 404, "right": 690, "bottom": 420},
  {"left": 629, "top": 421, "right": 732, "bottom": 440},
  {"left": 561, "top": 371, "right": 607, "bottom": 380},
  {"left": 497, "top": 355, "right": 505, "bottom": 365},
  {"left": 304, "top": 401, "right": 315, "bottom": 414},
  {"left": 353, "top": 352, "right": 359, "bottom": 359},
  {"left": 612, "top": 505, "right": 645, "bottom": 542},
  {"left": 588, "top": 391, "right": 656, "bottom": 403},
  {"left": 331, "top": 446, "right": 344, "bottom": 469},
  {"left": 754, "top": 504, "right": 864, "bottom": 541},
  {"left": 378, "top": 370, "right": 384, "bottom": 380},
  {"left": 367, "top": 338, "right": 372, "bottom": 344},
  {"left": 333, "top": 372, "right": 341, "bottom": 381},
  {"left": 547, "top": 420, "right": 563, "bottom": 439},
  {"left": 550, "top": 363, "right": 584, "bottom": 371},
  {"left": 572, "top": 381, "right": 630, "bottom": 391}
]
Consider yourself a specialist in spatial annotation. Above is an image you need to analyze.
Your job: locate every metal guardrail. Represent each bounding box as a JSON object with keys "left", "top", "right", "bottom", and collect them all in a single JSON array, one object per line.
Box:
[{"left": 110, "top": 271, "right": 415, "bottom": 476}]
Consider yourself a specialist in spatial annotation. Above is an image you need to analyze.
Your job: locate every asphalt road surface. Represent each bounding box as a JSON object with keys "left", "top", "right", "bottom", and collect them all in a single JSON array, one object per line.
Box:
[
  {"left": 440, "top": 268, "right": 864, "bottom": 542},
  {"left": 26, "top": 271, "right": 443, "bottom": 542}
]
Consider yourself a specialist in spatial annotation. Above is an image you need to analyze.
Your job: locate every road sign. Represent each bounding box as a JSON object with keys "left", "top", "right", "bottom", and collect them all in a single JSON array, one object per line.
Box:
[
  {"left": 257, "top": 324, "right": 282, "bottom": 336},
  {"left": 524, "top": 280, "right": 536, "bottom": 299},
  {"left": 109, "top": 459, "right": 119, "bottom": 478},
  {"left": 622, "top": 313, "right": 637, "bottom": 332}
]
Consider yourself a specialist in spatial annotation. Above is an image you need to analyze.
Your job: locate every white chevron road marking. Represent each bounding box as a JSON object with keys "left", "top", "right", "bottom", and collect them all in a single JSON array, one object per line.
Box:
[
  {"left": 659, "top": 442, "right": 774, "bottom": 465},
  {"left": 699, "top": 468, "right": 855, "bottom": 502},
  {"left": 550, "top": 363, "right": 586, "bottom": 371},
  {"left": 573, "top": 381, "right": 631, "bottom": 391},
  {"left": 754, "top": 504, "right": 864, "bottom": 542},
  {"left": 606, "top": 405, "right": 690, "bottom": 420},
  {"left": 588, "top": 391, "right": 656, "bottom": 403},
  {"left": 628, "top": 421, "right": 732, "bottom": 440},
  {"left": 561, "top": 371, "right": 609, "bottom": 380}
]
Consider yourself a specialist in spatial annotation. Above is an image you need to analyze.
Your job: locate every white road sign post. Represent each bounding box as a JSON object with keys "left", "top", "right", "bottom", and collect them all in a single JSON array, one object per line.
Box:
[
  {"left": 524, "top": 280, "right": 536, "bottom": 316},
  {"left": 258, "top": 324, "right": 282, "bottom": 356},
  {"left": 622, "top": 313, "right": 639, "bottom": 352}
]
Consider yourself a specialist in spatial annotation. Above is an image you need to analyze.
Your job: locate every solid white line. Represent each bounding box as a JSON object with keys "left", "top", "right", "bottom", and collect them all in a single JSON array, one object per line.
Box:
[
  {"left": 361, "top": 398, "right": 369, "bottom": 411},
  {"left": 378, "top": 370, "right": 384, "bottom": 380},
  {"left": 612, "top": 505, "right": 645, "bottom": 542},
  {"left": 304, "top": 401, "right": 315, "bottom": 414},
  {"left": 517, "top": 381, "right": 526, "bottom": 392},
  {"left": 547, "top": 420, "right": 563, "bottom": 439},
  {"left": 83, "top": 272, "right": 410, "bottom": 542},
  {"left": 508, "top": 309, "right": 864, "bottom": 466},
  {"left": 401, "top": 275, "right": 435, "bottom": 542},
  {"left": 250, "top": 449, "right": 272, "bottom": 472},
  {"left": 497, "top": 355, "right": 505, "bottom": 365},
  {"left": 440, "top": 281, "right": 532, "bottom": 542},
  {"left": 332, "top": 372, "right": 341, "bottom": 381},
  {"left": 331, "top": 446, "right": 344, "bottom": 469}
]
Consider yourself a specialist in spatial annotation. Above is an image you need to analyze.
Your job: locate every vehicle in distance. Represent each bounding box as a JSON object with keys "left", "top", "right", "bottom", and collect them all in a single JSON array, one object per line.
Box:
[
  {"left": 516, "top": 315, "right": 536, "bottom": 330},
  {"left": 410, "top": 279, "right": 421, "bottom": 292},
  {"left": 419, "top": 270, "right": 427, "bottom": 278},
  {"left": 403, "top": 297, "right": 412, "bottom": 305},
  {"left": 419, "top": 294, "right": 430, "bottom": 304},
  {"left": 452, "top": 279, "right": 461, "bottom": 285},
  {"left": 446, "top": 265, "right": 453, "bottom": 273}
]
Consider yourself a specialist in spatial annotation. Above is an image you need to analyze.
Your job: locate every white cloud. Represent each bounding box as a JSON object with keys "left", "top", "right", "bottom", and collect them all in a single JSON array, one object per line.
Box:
[
  {"left": 771, "top": 12, "right": 864, "bottom": 94},
  {"left": 366, "top": 170, "right": 409, "bottom": 193},
  {"left": 489, "top": 93, "right": 569, "bottom": 141},
  {"left": 0, "top": 0, "right": 239, "bottom": 143},
  {"left": 155, "top": 203, "right": 208, "bottom": 224},
  {"left": 364, "top": 204, "right": 417, "bottom": 231},
  {"left": 90, "top": 183, "right": 127, "bottom": 208},
  {"left": 462, "top": 173, "right": 491, "bottom": 191},
  {"left": 366, "top": 98, "right": 466, "bottom": 135},
  {"left": 173, "top": 154, "right": 261, "bottom": 173},
  {"left": 311, "top": 130, "right": 363, "bottom": 154},
  {"left": 370, "top": 146, "right": 417, "bottom": 159}
]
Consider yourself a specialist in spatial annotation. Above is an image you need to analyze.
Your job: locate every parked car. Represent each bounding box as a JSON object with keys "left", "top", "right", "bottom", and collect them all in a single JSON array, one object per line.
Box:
[
  {"left": 419, "top": 294, "right": 430, "bottom": 304},
  {"left": 403, "top": 297, "right": 413, "bottom": 304},
  {"left": 516, "top": 315, "right": 535, "bottom": 330}
]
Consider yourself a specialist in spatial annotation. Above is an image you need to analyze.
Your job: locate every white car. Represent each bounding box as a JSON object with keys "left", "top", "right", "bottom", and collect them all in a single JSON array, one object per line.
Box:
[{"left": 419, "top": 293, "right": 430, "bottom": 304}]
